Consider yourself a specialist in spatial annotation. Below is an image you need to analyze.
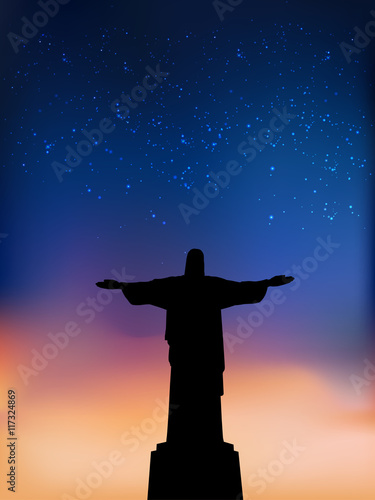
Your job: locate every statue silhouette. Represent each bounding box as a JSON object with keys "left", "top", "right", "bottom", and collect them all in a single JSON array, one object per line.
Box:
[{"left": 96, "top": 249, "right": 294, "bottom": 500}]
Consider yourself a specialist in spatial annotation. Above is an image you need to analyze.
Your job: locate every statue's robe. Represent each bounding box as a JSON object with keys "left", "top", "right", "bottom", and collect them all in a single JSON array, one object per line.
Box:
[{"left": 123, "top": 276, "right": 268, "bottom": 444}]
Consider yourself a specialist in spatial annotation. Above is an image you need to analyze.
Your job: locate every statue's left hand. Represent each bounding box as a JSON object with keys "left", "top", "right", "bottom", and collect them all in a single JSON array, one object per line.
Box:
[
  {"left": 96, "top": 279, "right": 122, "bottom": 289},
  {"left": 268, "top": 275, "right": 294, "bottom": 286}
]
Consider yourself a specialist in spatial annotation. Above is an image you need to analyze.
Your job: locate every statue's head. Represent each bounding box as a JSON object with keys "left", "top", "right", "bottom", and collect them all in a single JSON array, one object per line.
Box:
[{"left": 184, "top": 249, "right": 205, "bottom": 278}]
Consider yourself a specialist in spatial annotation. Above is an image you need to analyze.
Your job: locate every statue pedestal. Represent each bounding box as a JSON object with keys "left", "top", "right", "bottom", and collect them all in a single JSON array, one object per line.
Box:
[{"left": 147, "top": 441, "right": 243, "bottom": 500}]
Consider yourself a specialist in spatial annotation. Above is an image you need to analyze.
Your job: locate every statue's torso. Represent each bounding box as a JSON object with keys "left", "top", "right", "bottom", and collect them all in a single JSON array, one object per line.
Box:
[{"left": 164, "top": 276, "right": 225, "bottom": 373}]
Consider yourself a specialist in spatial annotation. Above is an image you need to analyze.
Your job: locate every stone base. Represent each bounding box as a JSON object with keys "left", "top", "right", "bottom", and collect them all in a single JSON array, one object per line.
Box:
[{"left": 147, "top": 441, "right": 243, "bottom": 500}]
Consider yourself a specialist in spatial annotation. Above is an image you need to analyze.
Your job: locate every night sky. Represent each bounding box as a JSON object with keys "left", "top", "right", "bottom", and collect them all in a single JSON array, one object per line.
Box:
[{"left": 1, "top": 1, "right": 374, "bottom": 499}]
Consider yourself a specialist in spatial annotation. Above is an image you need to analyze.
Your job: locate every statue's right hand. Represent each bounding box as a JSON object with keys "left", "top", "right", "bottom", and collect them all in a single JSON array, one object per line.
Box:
[
  {"left": 268, "top": 275, "right": 294, "bottom": 287},
  {"left": 96, "top": 280, "right": 122, "bottom": 289}
]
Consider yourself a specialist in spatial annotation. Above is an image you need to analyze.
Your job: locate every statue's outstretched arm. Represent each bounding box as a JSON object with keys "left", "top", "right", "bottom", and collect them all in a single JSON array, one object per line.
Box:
[
  {"left": 218, "top": 274, "right": 294, "bottom": 309},
  {"left": 267, "top": 275, "right": 294, "bottom": 287},
  {"left": 96, "top": 279, "right": 127, "bottom": 290},
  {"left": 96, "top": 278, "right": 169, "bottom": 308}
]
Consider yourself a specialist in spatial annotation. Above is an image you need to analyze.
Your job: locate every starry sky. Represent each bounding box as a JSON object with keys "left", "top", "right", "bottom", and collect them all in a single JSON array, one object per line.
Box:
[{"left": 1, "top": 1, "right": 374, "bottom": 499}]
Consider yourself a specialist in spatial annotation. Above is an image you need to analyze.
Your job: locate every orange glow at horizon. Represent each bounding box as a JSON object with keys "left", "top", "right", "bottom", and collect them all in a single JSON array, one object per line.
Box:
[{"left": 1, "top": 320, "right": 375, "bottom": 499}]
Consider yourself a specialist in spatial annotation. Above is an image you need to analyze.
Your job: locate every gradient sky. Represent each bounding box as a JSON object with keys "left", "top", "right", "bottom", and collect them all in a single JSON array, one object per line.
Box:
[{"left": 1, "top": 1, "right": 374, "bottom": 499}]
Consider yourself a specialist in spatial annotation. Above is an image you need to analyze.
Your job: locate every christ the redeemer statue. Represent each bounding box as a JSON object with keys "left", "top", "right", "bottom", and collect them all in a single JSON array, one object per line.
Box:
[{"left": 96, "top": 249, "right": 294, "bottom": 500}]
